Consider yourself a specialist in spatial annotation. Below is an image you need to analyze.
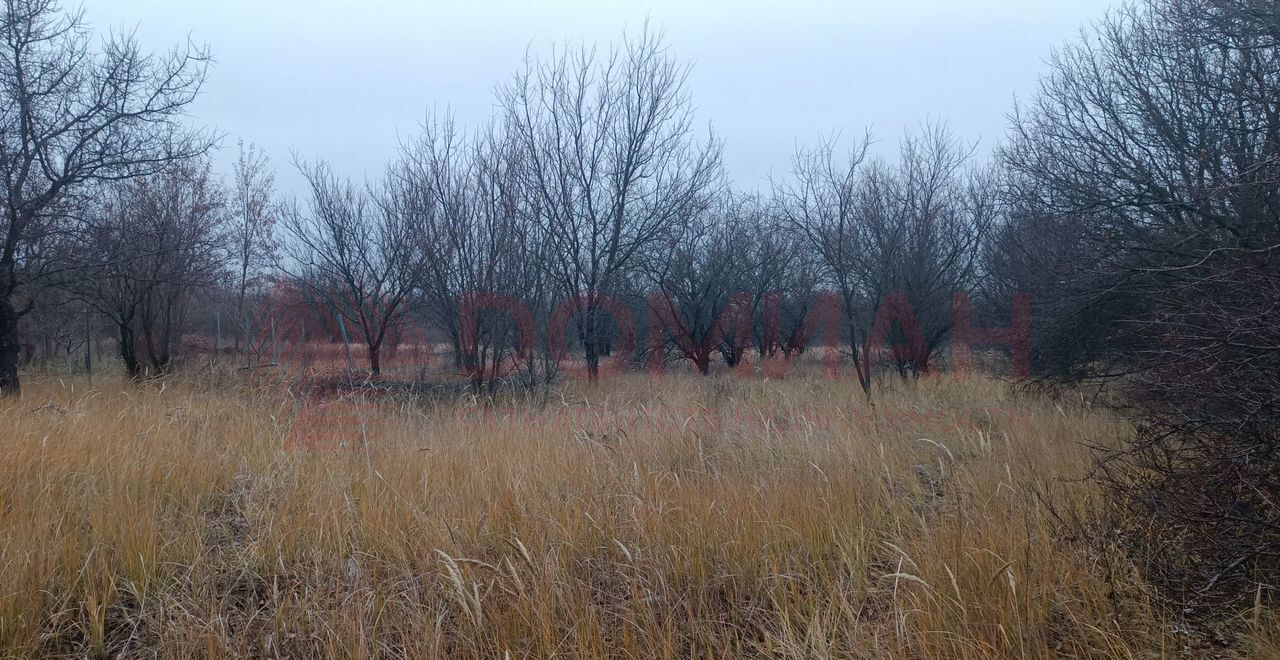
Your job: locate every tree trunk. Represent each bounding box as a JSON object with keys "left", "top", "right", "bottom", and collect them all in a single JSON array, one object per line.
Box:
[
  {"left": 722, "top": 343, "right": 743, "bottom": 369},
  {"left": 451, "top": 332, "right": 463, "bottom": 370},
  {"left": 578, "top": 307, "right": 602, "bottom": 384},
  {"left": 118, "top": 322, "right": 143, "bottom": 381},
  {"left": 583, "top": 342, "right": 601, "bottom": 383},
  {"left": 368, "top": 342, "right": 381, "bottom": 377},
  {"left": 0, "top": 297, "right": 21, "bottom": 397}
]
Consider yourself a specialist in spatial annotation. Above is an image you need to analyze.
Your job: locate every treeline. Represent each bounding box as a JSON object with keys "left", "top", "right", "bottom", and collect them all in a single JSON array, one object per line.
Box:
[
  {"left": 2, "top": 12, "right": 1000, "bottom": 395},
  {"left": 991, "top": 0, "right": 1280, "bottom": 608},
  {"left": 1, "top": 0, "right": 1277, "bottom": 607},
  {"left": 277, "top": 78, "right": 996, "bottom": 392}
]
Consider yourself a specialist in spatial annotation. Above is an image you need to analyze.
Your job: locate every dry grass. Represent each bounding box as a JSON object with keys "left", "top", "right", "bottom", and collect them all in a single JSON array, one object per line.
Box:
[{"left": 0, "top": 369, "right": 1267, "bottom": 658}]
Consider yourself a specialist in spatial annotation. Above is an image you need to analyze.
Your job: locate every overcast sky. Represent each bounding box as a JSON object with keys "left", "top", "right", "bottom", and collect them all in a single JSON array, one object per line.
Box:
[{"left": 82, "top": 0, "right": 1114, "bottom": 193}]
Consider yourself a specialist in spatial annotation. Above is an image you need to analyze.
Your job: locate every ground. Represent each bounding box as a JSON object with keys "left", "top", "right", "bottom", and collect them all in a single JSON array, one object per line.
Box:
[{"left": 0, "top": 367, "right": 1274, "bottom": 658}]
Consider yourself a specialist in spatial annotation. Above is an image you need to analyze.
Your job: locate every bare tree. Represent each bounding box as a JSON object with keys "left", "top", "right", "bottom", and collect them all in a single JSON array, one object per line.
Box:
[
  {"left": 499, "top": 26, "right": 722, "bottom": 382},
  {"left": 389, "top": 113, "right": 543, "bottom": 392},
  {"left": 774, "top": 133, "right": 876, "bottom": 396},
  {"left": 645, "top": 193, "right": 771, "bottom": 374},
  {"left": 228, "top": 140, "right": 278, "bottom": 366},
  {"left": 997, "top": 0, "right": 1280, "bottom": 605},
  {"left": 860, "top": 125, "right": 992, "bottom": 376},
  {"left": 281, "top": 159, "right": 427, "bottom": 378},
  {"left": 776, "top": 126, "right": 992, "bottom": 390},
  {"left": 0, "top": 0, "right": 212, "bottom": 395},
  {"left": 712, "top": 195, "right": 799, "bottom": 370},
  {"left": 74, "top": 159, "right": 227, "bottom": 379},
  {"left": 762, "top": 237, "right": 824, "bottom": 361}
]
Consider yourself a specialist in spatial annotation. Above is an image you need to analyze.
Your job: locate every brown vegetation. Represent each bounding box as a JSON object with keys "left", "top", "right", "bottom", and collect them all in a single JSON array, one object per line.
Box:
[{"left": 0, "top": 370, "right": 1274, "bottom": 658}]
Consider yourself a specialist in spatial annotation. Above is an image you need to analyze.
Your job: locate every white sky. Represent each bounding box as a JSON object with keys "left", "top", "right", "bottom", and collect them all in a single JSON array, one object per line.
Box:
[{"left": 81, "top": 0, "right": 1115, "bottom": 193}]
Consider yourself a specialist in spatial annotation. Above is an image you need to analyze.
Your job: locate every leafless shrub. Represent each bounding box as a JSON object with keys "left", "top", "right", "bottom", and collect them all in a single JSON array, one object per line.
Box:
[{"left": 995, "top": 0, "right": 1280, "bottom": 607}]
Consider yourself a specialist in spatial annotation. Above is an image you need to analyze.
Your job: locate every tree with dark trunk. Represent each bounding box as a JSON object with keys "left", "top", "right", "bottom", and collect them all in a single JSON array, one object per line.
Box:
[
  {"left": 499, "top": 26, "right": 722, "bottom": 383},
  {"left": 774, "top": 133, "right": 876, "bottom": 397},
  {"left": 856, "top": 124, "right": 993, "bottom": 377},
  {"left": 389, "top": 114, "right": 545, "bottom": 393},
  {"left": 0, "top": 0, "right": 211, "bottom": 395},
  {"left": 72, "top": 160, "right": 228, "bottom": 380},
  {"left": 280, "top": 159, "right": 429, "bottom": 379},
  {"left": 645, "top": 193, "right": 765, "bottom": 375}
]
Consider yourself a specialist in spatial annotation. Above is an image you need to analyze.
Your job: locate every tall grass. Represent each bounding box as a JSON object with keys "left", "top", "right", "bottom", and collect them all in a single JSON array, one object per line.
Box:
[{"left": 0, "top": 370, "right": 1249, "bottom": 657}]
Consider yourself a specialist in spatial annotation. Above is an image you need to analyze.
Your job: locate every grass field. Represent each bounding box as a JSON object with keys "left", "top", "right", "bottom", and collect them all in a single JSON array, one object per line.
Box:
[{"left": 0, "top": 368, "right": 1273, "bottom": 658}]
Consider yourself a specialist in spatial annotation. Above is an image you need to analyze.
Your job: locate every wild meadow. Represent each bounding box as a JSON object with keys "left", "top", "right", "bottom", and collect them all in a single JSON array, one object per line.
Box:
[{"left": 2, "top": 362, "right": 1272, "bottom": 659}]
